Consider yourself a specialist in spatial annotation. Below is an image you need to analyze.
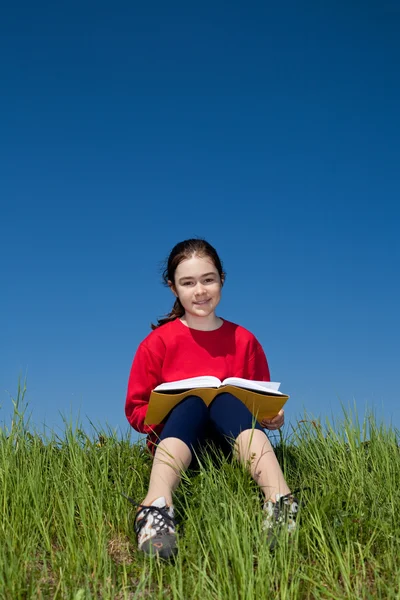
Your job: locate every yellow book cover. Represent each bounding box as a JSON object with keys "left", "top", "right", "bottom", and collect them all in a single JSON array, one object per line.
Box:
[{"left": 144, "top": 376, "right": 289, "bottom": 425}]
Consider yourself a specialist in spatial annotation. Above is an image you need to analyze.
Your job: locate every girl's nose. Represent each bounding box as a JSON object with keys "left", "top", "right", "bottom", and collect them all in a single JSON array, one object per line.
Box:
[{"left": 194, "top": 282, "right": 206, "bottom": 294}]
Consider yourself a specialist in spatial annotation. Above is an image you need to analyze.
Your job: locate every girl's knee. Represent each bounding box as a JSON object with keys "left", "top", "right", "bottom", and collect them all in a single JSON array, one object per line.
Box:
[
  {"left": 236, "top": 427, "right": 267, "bottom": 442},
  {"left": 209, "top": 393, "right": 263, "bottom": 437},
  {"left": 155, "top": 437, "right": 193, "bottom": 469},
  {"left": 234, "top": 428, "right": 272, "bottom": 459},
  {"left": 182, "top": 395, "right": 209, "bottom": 417},
  {"left": 163, "top": 395, "right": 208, "bottom": 428},
  {"left": 159, "top": 395, "right": 209, "bottom": 449}
]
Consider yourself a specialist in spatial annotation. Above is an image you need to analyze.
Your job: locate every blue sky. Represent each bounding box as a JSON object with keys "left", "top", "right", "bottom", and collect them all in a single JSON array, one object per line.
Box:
[{"left": 1, "top": 1, "right": 399, "bottom": 441}]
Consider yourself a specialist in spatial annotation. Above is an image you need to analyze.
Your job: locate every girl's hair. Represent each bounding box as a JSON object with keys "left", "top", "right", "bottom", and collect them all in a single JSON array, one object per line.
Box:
[{"left": 151, "top": 238, "right": 225, "bottom": 330}]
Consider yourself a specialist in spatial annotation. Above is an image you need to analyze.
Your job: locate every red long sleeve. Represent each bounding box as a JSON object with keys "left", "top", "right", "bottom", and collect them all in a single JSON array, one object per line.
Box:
[
  {"left": 245, "top": 345, "right": 270, "bottom": 381},
  {"left": 125, "top": 342, "right": 164, "bottom": 434},
  {"left": 125, "top": 318, "right": 270, "bottom": 447}
]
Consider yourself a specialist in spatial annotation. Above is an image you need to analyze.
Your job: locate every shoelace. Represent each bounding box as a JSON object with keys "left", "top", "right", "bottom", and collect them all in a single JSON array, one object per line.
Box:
[
  {"left": 280, "top": 492, "right": 298, "bottom": 508},
  {"left": 122, "top": 493, "right": 176, "bottom": 536},
  {"left": 274, "top": 486, "right": 310, "bottom": 517},
  {"left": 273, "top": 493, "right": 298, "bottom": 523},
  {"left": 266, "top": 488, "right": 302, "bottom": 518}
]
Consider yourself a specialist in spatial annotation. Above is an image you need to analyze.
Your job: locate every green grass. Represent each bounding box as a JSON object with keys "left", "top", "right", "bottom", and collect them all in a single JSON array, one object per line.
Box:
[{"left": 1, "top": 381, "right": 399, "bottom": 599}]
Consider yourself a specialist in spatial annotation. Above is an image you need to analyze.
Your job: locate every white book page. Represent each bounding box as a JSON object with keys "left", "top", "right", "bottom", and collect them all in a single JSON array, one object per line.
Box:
[
  {"left": 222, "top": 378, "right": 282, "bottom": 394},
  {"left": 154, "top": 375, "right": 222, "bottom": 392}
]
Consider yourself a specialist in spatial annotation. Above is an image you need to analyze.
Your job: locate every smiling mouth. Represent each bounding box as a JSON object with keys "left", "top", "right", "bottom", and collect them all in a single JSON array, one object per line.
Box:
[{"left": 194, "top": 299, "right": 210, "bottom": 305}]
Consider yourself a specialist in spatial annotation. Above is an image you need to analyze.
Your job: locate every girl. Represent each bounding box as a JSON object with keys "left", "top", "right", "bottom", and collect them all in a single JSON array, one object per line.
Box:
[{"left": 125, "top": 239, "right": 298, "bottom": 559}]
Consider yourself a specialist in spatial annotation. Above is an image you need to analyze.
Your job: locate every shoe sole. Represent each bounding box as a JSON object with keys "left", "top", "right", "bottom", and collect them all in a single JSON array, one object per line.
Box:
[{"left": 140, "top": 533, "right": 178, "bottom": 560}]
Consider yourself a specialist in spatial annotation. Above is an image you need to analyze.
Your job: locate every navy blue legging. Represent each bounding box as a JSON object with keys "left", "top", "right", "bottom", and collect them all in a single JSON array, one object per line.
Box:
[{"left": 157, "top": 393, "right": 264, "bottom": 465}]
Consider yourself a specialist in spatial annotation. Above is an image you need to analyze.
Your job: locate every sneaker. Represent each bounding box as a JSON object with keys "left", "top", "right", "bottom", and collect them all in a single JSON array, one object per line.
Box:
[
  {"left": 262, "top": 492, "right": 299, "bottom": 547},
  {"left": 133, "top": 497, "right": 177, "bottom": 559}
]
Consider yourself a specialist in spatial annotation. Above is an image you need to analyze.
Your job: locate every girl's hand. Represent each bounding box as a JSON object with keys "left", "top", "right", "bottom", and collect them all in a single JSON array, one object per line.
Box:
[{"left": 261, "top": 409, "right": 285, "bottom": 430}]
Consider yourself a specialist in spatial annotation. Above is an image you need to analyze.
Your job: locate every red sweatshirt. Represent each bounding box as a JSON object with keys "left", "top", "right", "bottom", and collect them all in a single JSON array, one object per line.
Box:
[{"left": 125, "top": 318, "right": 270, "bottom": 452}]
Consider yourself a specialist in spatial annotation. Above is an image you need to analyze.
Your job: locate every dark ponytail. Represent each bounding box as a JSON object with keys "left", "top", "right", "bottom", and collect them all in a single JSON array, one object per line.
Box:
[
  {"left": 152, "top": 298, "right": 185, "bottom": 329},
  {"left": 151, "top": 238, "right": 225, "bottom": 330}
]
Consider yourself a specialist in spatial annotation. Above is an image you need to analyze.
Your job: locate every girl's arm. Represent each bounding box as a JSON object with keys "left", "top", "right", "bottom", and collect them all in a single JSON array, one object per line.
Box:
[
  {"left": 246, "top": 342, "right": 271, "bottom": 381},
  {"left": 125, "top": 342, "right": 163, "bottom": 434},
  {"left": 246, "top": 340, "right": 284, "bottom": 429}
]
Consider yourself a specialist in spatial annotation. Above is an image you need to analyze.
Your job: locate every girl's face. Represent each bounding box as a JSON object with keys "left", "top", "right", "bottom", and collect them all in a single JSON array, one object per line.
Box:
[{"left": 170, "top": 254, "right": 223, "bottom": 319}]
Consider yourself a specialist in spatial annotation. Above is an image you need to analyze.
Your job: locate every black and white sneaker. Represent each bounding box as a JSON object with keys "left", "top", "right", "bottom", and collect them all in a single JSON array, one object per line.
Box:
[
  {"left": 262, "top": 492, "right": 299, "bottom": 547},
  {"left": 133, "top": 496, "right": 177, "bottom": 559}
]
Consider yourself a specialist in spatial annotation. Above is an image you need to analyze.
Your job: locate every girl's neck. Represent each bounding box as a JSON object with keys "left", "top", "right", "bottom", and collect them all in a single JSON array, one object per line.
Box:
[{"left": 180, "top": 313, "right": 223, "bottom": 331}]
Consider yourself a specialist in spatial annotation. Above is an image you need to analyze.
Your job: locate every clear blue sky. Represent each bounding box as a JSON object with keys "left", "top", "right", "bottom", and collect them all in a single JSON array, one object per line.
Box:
[{"left": 1, "top": 1, "right": 399, "bottom": 440}]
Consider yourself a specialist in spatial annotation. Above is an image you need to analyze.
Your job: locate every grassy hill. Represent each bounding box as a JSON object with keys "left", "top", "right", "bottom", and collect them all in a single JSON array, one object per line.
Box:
[{"left": 1, "top": 384, "right": 399, "bottom": 599}]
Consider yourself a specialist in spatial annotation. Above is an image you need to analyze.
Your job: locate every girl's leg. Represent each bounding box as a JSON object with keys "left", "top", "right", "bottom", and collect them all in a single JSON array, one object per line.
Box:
[
  {"left": 234, "top": 428, "right": 291, "bottom": 501},
  {"left": 208, "top": 393, "right": 290, "bottom": 501},
  {"left": 135, "top": 396, "right": 209, "bottom": 558},
  {"left": 142, "top": 395, "right": 209, "bottom": 506},
  {"left": 142, "top": 438, "right": 192, "bottom": 506}
]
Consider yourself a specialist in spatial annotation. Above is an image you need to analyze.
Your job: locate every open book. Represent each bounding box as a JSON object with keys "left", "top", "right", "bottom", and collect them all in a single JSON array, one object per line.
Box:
[{"left": 144, "top": 376, "right": 289, "bottom": 425}]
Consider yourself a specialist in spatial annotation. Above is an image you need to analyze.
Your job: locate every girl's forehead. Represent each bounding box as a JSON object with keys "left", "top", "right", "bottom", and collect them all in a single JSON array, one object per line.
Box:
[{"left": 175, "top": 255, "right": 216, "bottom": 277}]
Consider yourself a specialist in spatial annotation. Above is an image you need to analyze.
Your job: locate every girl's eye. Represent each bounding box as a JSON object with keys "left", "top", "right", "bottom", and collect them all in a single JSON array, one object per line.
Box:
[
  {"left": 183, "top": 281, "right": 194, "bottom": 286},
  {"left": 204, "top": 278, "right": 215, "bottom": 283}
]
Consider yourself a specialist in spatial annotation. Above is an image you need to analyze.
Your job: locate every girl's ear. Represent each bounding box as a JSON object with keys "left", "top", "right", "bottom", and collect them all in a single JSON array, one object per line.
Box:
[
  {"left": 168, "top": 280, "right": 178, "bottom": 298},
  {"left": 221, "top": 272, "right": 226, "bottom": 287}
]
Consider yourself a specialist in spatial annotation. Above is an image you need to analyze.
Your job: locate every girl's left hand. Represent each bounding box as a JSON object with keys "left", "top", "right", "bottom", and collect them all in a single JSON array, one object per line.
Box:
[{"left": 261, "top": 409, "right": 285, "bottom": 430}]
